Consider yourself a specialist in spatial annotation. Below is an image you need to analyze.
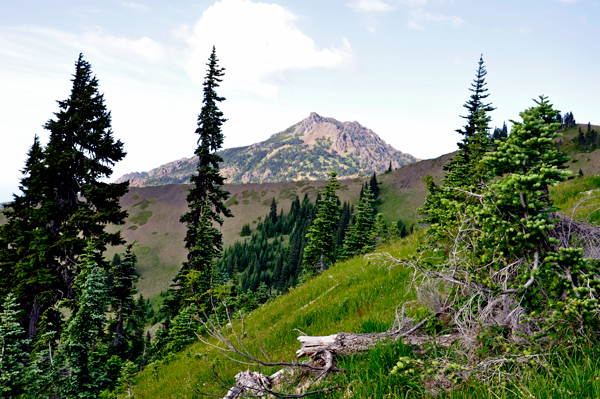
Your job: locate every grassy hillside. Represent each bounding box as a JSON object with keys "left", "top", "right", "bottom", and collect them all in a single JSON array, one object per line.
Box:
[
  {"left": 105, "top": 178, "right": 364, "bottom": 301},
  {"left": 106, "top": 152, "right": 451, "bottom": 302},
  {"left": 123, "top": 232, "right": 600, "bottom": 399},
  {"left": 555, "top": 123, "right": 600, "bottom": 175},
  {"left": 122, "top": 236, "right": 419, "bottom": 398}
]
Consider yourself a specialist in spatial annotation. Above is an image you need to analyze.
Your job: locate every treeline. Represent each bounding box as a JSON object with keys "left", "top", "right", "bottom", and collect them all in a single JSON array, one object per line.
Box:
[
  {"left": 491, "top": 111, "right": 579, "bottom": 142},
  {"left": 577, "top": 122, "right": 600, "bottom": 151},
  {"left": 214, "top": 172, "right": 411, "bottom": 302}
]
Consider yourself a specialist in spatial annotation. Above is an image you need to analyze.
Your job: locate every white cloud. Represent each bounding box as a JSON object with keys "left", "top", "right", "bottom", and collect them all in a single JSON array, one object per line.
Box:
[
  {"left": 410, "top": 8, "right": 464, "bottom": 25},
  {"left": 82, "top": 30, "right": 165, "bottom": 62},
  {"left": 184, "top": 0, "right": 353, "bottom": 98},
  {"left": 120, "top": 2, "right": 150, "bottom": 11},
  {"left": 398, "top": 0, "right": 428, "bottom": 6},
  {"left": 348, "top": 0, "right": 394, "bottom": 13},
  {"left": 407, "top": 20, "right": 425, "bottom": 30},
  {"left": 407, "top": 8, "right": 464, "bottom": 29}
]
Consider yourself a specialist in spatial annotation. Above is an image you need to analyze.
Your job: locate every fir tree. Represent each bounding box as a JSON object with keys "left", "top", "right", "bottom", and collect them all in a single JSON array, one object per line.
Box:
[
  {"left": 165, "top": 306, "right": 198, "bottom": 354},
  {"left": 108, "top": 243, "right": 138, "bottom": 354},
  {"left": 421, "top": 56, "right": 495, "bottom": 239},
  {"left": 451, "top": 54, "right": 494, "bottom": 183},
  {"left": 175, "top": 46, "right": 232, "bottom": 310},
  {"left": 0, "top": 294, "right": 29, "bottom": 397},
  {"left": 0, "top": 136, "right": 55, "bottom": 344},
  {"left": 342, "top": 185, "right": 376, "bottom": 258},
  {"left": 371, "top": 213, "right": 388, "bottom": 245},
  {"left": 0, "top": 54, "right": 128, "bottom": 344},
  {"left": 303, "top": 171, "right": 341, "bottom": 275},
  {"left": 269, "top": 198, "right": 278, "bottom": 224},
  {"left": 396, "top": 218, "right": 409, "bottom": 238},
  {"left": 240, "top": 223, "right": 252, "bottom": 237},
  {"left": 58, "top": 241, "right": 109, "bottom": 399},
  {"left": 369, "top": 172, "right": 379, "bottom": 199}
]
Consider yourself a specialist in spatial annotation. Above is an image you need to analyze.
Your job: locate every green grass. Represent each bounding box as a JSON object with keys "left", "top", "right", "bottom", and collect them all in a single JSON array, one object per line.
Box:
[
  {"left": 127, "top": 229, "right": 600, "bottom": 399},
  {"left": 377, "top": 185, "right": 426, "bottom": 226},
  {"left": 128, "top": 237, "right": 418, "bottom": 398},
  {"left": 551, "top": 175, "right": 600, "bottom": 223},
  {"left": 130, "top": 210, "right": 153, "bottom": 226},
  {"left": 440, "top": 346, "right": 600, "bottom": 399}
]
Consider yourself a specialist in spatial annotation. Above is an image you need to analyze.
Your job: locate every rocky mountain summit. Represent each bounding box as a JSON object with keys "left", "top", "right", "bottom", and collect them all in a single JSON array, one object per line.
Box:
[{"left": 116, "top": 112, "right": 417, "bottom": 187}]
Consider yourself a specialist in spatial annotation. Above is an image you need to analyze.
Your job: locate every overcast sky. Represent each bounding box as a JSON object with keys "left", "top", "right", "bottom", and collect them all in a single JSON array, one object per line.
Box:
[{"left": 1, "top": 0, "right": 599, "bottom": 203}]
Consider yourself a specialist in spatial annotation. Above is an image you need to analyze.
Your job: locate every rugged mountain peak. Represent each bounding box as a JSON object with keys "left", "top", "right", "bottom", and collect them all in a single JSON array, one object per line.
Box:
[{"left": 116, "top": 113, "right": 416, "bottom": 187}]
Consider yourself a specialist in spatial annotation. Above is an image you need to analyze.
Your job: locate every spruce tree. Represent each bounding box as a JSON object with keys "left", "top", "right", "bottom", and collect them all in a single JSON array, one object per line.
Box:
[
  {"left": 342, "top": 185, "right": 376, "bottom": 258},
  {"left": 0, "top": 54, "right": 127, "bottom": 344},
  {"left": 108, "top": 243, "right": 138, "bottom": 355},
  {"left": 0, "top": 136, "right": 55, "bottom": 344},
  {"left": 269, "top": 198, "right": 278, "bottom": 224},
  {"left": 303, "top": 171, "right": 341, "bottom": 275},
  {"left": 175, "top": 46, "right": 232, "bottom": 309},
  {"left": 451, "top": 54, "right": 494, "bottom": 184},
  {"left": 58, "top": 241, "right": 109, "bottom": 399},
  {"left": 421, "top": 56, "right": 495, "bottom": 239},
  {"left": 0, "top": 294, "right": 29, "bottom": 397},
  {"left": 369, "top": 172, "right": 379, "bottom": 199}
]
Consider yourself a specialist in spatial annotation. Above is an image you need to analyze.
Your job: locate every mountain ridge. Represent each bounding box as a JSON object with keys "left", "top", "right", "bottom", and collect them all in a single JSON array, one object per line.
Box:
[{"left": 116, "top": 112, "right": 416, "bottom": 187}]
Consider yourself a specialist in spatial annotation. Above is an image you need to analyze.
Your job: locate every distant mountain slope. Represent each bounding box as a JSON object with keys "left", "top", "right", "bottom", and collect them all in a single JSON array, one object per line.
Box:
[
  {"left": 116, "top": 112, "right": 416, "bottom": 187},
  {"left": 105, "top": 152, "right": 448, "bottom": 301}
]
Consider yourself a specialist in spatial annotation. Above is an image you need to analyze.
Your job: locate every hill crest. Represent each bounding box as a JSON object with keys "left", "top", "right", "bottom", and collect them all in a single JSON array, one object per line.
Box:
[{"left": 116, "top": 112, "right": 416, "bottom": 187}]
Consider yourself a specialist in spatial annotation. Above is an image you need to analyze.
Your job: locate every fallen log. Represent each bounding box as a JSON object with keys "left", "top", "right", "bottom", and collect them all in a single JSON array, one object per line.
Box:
[{"left": 218, "top": 317, "right": 437, "bottom": 399}]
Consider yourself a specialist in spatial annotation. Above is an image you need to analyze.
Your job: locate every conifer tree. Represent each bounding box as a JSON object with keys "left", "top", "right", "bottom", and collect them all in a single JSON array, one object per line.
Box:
[
  {"left": 175, "top": 46, "right": 232, "bottom": 309},
  {"left": 58, "top": 241, "right": 109, "bottom": 399},
  {"left": 269, "top": 198, "right": 278, "bottom": 224},
  {"left": 421, "top": 55, "right": 495, "bottom": 239},
  {"left": 108, "top": 243, "right": 138, "bottom": 354},
  {"left": 240, "top": 223, "right": 252, "bottom": 237},
  {"left": 396, "top": 218, "right": 409, "bottom": 238},
  {"left": 0, "top": 294, "right": 29, "bottom": 397},
  {"left": 303, "top": 171, "right": 341, "bottom": 274},
  {"left": 342, "top": 185, "right": 376, "bottom": 258},
  {"left": 0, "top": 54, "right": 128, "bottom": 344},
  {"left": 451, "top": 55, "right": 494, "bottom": 184},
  {"left": 369, "top": 172, "right": 379, "bottom": 199},
  {"left": 0, "top": 136, "right": 55, "bottom": 343}
]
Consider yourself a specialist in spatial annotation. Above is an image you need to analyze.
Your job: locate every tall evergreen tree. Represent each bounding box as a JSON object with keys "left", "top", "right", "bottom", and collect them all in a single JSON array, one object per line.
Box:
[
  {"left": 303, "top": 171, "right": 341, "bottom": 275},
  {"left": 342, "top": 185, "right": 376, "bottom": 258},
  {"left": 0, "top": 136, "right": 55, "bottom": 344},
  {"left": 369, "top": 172, "right": 379, "bottom": 199},
  {"left": 175, "top": 46, "right": 232, "bottom": 309},
  {"left": 421, "top": 55, "right": 495, "bottom": 238},
  {"left": 108, "top": 243, "right": 138, "bottom": 354},
  {"left": 0, "top": 294, "right": 29, "bottom": 397},
  {"left": 58, "top": 241, "right": 109, "bottom": 399},
  {"left": 0, "top": 54, "right": 128, "bottom": 344},
  {"left": 269, "top": 198, "right": 278, "bottom": 224},
  {"left": 450, "top": 54, "right": 495, "bottom": 184}
]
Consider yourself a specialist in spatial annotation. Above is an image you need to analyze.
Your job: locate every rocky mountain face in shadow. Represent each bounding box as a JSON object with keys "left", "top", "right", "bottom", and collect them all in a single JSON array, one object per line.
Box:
[{"left": 116, "top": 112, "right": 417, "bottom": 187}]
